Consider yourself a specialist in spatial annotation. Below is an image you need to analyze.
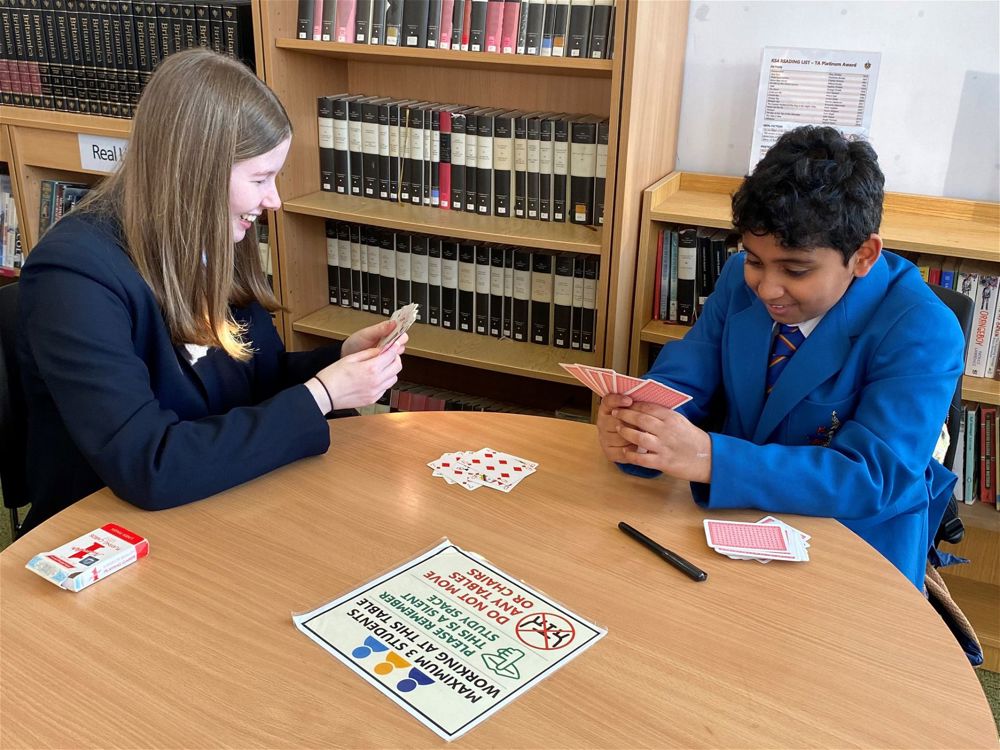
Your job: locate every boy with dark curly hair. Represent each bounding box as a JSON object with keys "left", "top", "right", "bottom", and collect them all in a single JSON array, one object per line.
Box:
[{"left": 598, "top": 126, "right": 964, "bottom": 589}]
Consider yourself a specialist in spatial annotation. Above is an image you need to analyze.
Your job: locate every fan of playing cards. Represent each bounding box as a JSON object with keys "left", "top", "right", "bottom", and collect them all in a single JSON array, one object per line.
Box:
[
  {"left": 428, "top": 448, "right": 537, "bottom": 493},
  {"left": 703, "top": 517, "right": 810, "bottom": 563},
  {"left": 559, "top": 363, "right": 692, "bottom": 409},
  {"left": 378, "top": 303, "right": 419, "bottom": 351}
]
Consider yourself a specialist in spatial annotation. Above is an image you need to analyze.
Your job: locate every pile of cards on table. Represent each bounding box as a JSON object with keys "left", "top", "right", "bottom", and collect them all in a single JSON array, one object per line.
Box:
[
  {"left": 428, "top": 448, "right": 537, "bottom": 493},
  {"left": 559, "top": 363, "right": 692, "bottom": 409},
  {"left": 703, "top": 517, "right": 810, "bottom": 563},
  {"left": 377, "top": 303, "right": 419, "bottom": 351}
]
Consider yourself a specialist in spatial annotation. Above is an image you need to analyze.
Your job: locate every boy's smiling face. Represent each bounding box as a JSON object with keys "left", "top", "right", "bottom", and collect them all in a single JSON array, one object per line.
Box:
[{"left": 742, "top": 232, "right": 881, "bottom": 324}]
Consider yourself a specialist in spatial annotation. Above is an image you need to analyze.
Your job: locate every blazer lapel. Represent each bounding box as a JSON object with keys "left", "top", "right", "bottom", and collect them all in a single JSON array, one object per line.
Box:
[
  {"left": 726, "top": 302, "right": 773, "bottom": 437},
  {"left": 752, "top": 256, "right": 890, "bottom": 443}
]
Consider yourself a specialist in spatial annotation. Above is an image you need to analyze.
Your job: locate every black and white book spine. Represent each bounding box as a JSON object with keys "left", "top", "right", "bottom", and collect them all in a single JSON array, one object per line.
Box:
[
  {"left": 408, "top": 105, "right": 426, "bottom": 205},
  {"left": 502, "top": 247, "right": 515, "bottom": 339},
  {"left": 332, "top": 94, "right": 354, "bottom": 195},
  {"left": 422, "top": 105, "right": 434, "bottom": 205},
  {"left": 512, "top": 249, "right": 532, "bottom": 342},
  {"left": 427, "top": 0, "right": 442, "bottom": 46},
  {"left": 410, "top": 235, "right": 429, "bottom": 324},
  {"left": 427, "top": 239, "right": 442, "bottom": 325},
  {"left": 464, "top": 111, "right": 479, "bottom": 212},
  {"left": 438, "top": 110, "right": 452, "bottom": 209},
  {"left": 467, "top": 0, "right": 487, "bottom": 51},
  {"left": 350, "top": 224, "right": 364, "bottom": 310},
  {"left": 530, "top": 251, "right": 554, "bottom": 344},
  {"left": 326, "top": 219, "right": 339, "bottom": 305},
  {"left": 361, "top": 98, "right": 384, "bottom": 199},
  {"left": 449, "top": 0, "right": 465, "bottom": 49},
  {"left": 581, "top": 255, "right": 598, "bottom": 352},
  {"left": 566, "top": 0, "right": 591, "bottom": 57},
  {"left": 523, "top": 0, "right": 544, "bottom": 54},
  {"left": 538, "top": 116, "right": 554, "bottom": 221},
  {"left": 384, "top": 0, "right": 404, "bottom": 45},
  {"left": 430, "top": 108, "right": 441, "bottom": 206},
  {"left": 366, "top": 228, "right": 382, "bottom": 312},
  {"left": 450, "top": 111, "right": 466, "bottom": 212},
  {"left": 552, "top": 116, "right": 569, "bottom": 222},
  {"left": 355, "top": 0, "right": 373, "bottom": 42},
  {"left": 605, "top": 3, "right": 615, "bottom": 58},
  {"left": 493, "top": 112, "right": 515, "bottom": 217},
  {"left": 399, "top": 104, "right": 415, "bottom": 203},
  {"left": 526, "top": 114, "right": 541, "bottom": 220},
  {"left": 394, "top": 232, "right": 412, "bottom": 307},
  {"left": 476, "top": 110, "right": 496, "bottom": 216},
  {"left": 369, "top": 0, "right": 387, "bottom": 43},
  {"left": 347, "top": 96, "right": 367, "bottom": 197},
  {"left": 359, "top": 227, "right": 371, "bottom": 312},
  {"left": 388, "top": 100, "right": 403, "bottom": 202},
  {"left": 550, "top": 0, "right": 570, "bottom": 56},
  {"left": 569, "top": 117, "right": 598, "bottom": 225},
  {"left": 513, "top": 113, "right": 528, "bottom": 219},
  {"left": 318, "top": 96, "right": 334, "bottom": 192},
  {"left": 402, "top": 0, "right": 429, "bottom": 47},
  {"left": 594, "top": 119, "right": 608, "bottom": 225},
  {"left": 337, "top": 221, "right": 353, "bottom": 306},
  {"left": 587, "top": 0, "right": 611, "bottom": 58},
  {"left": 552, "top": 252, "right": 573, "bottom": 347},
  {"left": 296, "top": 0, "right": 313, "bottom": 38},
  {"left": 377, "top": 100, "right": 391, "bottom": 200},
  {"left": 440, "top": 240, "right": 459, "bottom": 330},
  {"left": 489, "top": 246, "right": 505, "bottom": 337},
  {"left": 379, "top": 229, "right": 396, "bottom": 315},
  {"left": 515, "top": 0, "right": 530, "bottom": 53},
  {"left": 667, "top": 227, "right": 679, "bottom": 323},
  {"left": 458, "top": 243, "right": 477, "bottom": 333},
  {"left": 695, "top": 226, "right": 712, "bottom": 318},
  {"left": 571, "top": 253, "right": 584, "bottom": 349},
  {"left": 475, "top": 244, "right": 491, "bottom": 335},
  {"left": 539, "top": 0, "right": 556, "bottom": 55},
  {"left": 319, "top": 0, "right": 335, "bottom": 40},
  {"left": 676, "top": 226, "right": 697, "bottom": 325}
]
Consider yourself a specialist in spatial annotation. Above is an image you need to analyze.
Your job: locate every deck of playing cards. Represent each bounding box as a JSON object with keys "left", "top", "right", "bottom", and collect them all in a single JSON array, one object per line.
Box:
[
  {"left": 559, "top": 363, "right": 692, "bottom": 409},
  {"left": 378, "top": 303, "right": 419, "bottom": 351},
  {"left": 428, "top": 448, "right": 537, "bottom": 493},
  {"left": 703, "top": 517, "right": 810, "bottom": 563}
]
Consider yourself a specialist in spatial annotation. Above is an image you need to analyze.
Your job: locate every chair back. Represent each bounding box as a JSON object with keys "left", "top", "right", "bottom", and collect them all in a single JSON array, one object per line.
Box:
[
  {"left": 0, "top": 282, "right": 27, "bottom": 535},
  {"left": 928, "top": 284, "right": 974, "bottom": 546}
]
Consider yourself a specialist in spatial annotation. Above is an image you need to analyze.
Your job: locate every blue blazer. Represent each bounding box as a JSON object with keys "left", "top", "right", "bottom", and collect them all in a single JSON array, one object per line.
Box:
[
  {"left": 629, "top": 251, "right": 964, "bottom": 589},
  {"left": 18, "top": 213, "right": 342, "bottom": 532}
]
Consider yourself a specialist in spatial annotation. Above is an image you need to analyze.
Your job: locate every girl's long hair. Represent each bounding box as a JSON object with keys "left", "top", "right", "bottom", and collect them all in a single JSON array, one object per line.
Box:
[{"left": 79, "top": 48, "right": 290, "bottom": 361}]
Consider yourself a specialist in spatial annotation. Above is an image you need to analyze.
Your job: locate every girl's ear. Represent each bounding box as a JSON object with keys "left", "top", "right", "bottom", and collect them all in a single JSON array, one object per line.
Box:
[{"left": 851, "top": 233, "right": 882, "bottom": 278}]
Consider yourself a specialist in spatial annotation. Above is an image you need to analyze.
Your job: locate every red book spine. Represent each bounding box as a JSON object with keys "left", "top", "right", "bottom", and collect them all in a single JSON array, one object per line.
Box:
[
  {"left": 312, "top": 0, "right": 324, "bottom": 39},
  {"left": 335, "top": 0, "right": 357, "bottom": 43},
  {"left": 500, "top": 0, "right": 520, "bottom": 53},
  {"left": 484, "top": 0, "right": 504, "bottom": 52},
  {"left": 980, "top": 406, "right": 997, "bottom": 505},
  {"left": 439, "top": 0, "right": 455, "bottom": 47},
  {"left": 461, "top": 0, "right": 473, "bottom": 49}
]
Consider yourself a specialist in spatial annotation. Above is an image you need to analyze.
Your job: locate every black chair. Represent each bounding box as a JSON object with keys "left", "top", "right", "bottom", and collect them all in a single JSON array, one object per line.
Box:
[
  {"left": 928, "top": 284, "right": 975, "bottom": 546},
  {"left": 0, "top": 282, "right": 27, "bottom": 540}
]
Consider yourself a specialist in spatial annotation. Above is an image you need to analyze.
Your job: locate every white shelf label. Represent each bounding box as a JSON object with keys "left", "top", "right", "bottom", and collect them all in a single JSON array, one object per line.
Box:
[{"left": 78, "top": 134, "right": 128, "bottom": 173}]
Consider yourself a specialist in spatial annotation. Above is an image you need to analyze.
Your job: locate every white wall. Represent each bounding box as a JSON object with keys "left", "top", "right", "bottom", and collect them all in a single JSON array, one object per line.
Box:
[{"left": 675, "top": 0, "right": 1000, "bottom": 202}]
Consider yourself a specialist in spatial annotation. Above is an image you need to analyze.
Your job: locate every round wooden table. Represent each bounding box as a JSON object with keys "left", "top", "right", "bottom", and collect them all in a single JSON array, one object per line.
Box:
[{"left": 1, "top": 412, "right": 995, "bottom": 748}]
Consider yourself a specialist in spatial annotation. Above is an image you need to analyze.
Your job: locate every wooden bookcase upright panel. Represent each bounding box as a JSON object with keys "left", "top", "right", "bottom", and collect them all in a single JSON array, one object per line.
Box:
[
  {"left": 258, "top": 0, "right": 689, "bottom": 402},
  {"left": 630, "top": 170, "right": 1000, "bottom": 668}
]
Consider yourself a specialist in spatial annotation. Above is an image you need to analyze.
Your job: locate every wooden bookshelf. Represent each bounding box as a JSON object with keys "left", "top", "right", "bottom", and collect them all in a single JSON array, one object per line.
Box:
[
  {"left": 631, "top": 171, "right": 1000, "bottom": 406},
  {"left": 259, "top": 0, "right": 690, "bottom": 411}
]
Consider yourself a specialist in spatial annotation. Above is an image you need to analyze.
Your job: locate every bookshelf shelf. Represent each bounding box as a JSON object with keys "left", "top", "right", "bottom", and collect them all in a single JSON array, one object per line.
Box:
[
  {"left": 646, "top": 172, "right": 1000, "bottom": 262},
  {"left": 275, "top": 39, "right": 615, "bottom": 78},
  {"left": 293, "top": 305, "right": 599, "bottom": 384},
  {"left": 283, "top": 191, "right": 603, "bottom": 254},
  {"left": 0, "top": 109, "right": 131, "bottom": 138}
]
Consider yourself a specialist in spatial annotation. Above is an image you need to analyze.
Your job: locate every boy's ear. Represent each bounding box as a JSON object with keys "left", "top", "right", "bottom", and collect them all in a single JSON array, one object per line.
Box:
[{"left": 851, "top": 234, "right": 883, "bottom": 278}]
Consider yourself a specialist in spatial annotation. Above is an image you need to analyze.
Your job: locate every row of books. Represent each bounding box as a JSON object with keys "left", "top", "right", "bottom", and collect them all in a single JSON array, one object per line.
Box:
[
  {"left": 652, "top": 225, "right": 740, "bottom": 325},
  {"left": 910, "top": 253, "right": 1000, "bottom": 379},
  {"left": 297, "top": 0, "right": 614, "bottom": 59},
  {"left": 0, "top": 173, "right": 21, "bottom": 272},
  {"left": 319, "top": 94, "right": 609, "bottom": 226},
  {"left": 38, "top": 179, "right": 90, "bottom": 235},
  {"left": 326, "top": 220, "right": 600, "bottom": 350},
  {"left": 955, "top": 403, "right": 998, "bottom": 508},
  {"left": 0, "top": 0, "right": 254, "bottom": 117},
  {"left": 356, "top": 380, "right": 587, "bottom": 419}
]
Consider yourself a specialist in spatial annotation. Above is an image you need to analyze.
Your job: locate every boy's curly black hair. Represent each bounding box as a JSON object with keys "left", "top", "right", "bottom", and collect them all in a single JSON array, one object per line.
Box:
[{"left": 731, "top": 126, "right": 885, "bottom": 265}]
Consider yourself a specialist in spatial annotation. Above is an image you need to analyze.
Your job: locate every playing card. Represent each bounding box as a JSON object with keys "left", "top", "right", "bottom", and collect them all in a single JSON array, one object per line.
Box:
[
  {"left": 704, "top": 519, "right": 791, "bottom": 554},
  {"left": 378, "top": 303, "right": 419, "bottom": 351},
  {"left": 558, "top": 362, "right": 692, "bottom": 410},
  {"left": 428, "top": 448, "right": 537, "bottom": 493},
  {"left": 625, "top": 380, "right": 693, "bottom": 409}
]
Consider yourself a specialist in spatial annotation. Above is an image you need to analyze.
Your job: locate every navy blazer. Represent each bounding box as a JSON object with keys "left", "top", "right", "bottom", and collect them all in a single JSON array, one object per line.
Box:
[
  {"left": 18, "top": 213, "right": 342, "bottom": 531},
  {"left": 627, "top": 251, "right": 964, "bottom": 589}
]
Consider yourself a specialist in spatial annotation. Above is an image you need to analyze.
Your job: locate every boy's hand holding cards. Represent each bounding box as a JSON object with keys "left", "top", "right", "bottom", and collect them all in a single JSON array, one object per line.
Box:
[
  {"left": 703, "top": 517, "right": 810, "bottom": 563},
  {"left": 559, "top": 363, "right": 692, "bottom": 409},
  {"left": 378, "top": 303, "right": 419, "bottom": 352}
]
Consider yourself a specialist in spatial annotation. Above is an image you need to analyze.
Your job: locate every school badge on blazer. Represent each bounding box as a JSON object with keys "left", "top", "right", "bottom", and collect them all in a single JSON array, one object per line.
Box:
[{"left": 807, "top": 411, "right": 841, "bottom": 447}]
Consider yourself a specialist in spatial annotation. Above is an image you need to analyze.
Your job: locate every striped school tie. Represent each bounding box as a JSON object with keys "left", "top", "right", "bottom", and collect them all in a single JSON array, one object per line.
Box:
[{"left": 766, "top": 324, "right": 805, "bottom": 395}]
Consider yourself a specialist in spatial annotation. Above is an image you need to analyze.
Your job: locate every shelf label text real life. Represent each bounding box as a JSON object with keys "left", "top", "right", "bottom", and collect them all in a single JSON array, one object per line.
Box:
[{"left": 78, "top": 134, "right": 129, "bottom": 173}]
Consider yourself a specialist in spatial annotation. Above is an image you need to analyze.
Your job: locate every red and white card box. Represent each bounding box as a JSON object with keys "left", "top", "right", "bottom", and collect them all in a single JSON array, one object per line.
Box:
[{"left": 26, "top": 524, "right": 149, "bottom": 592}]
